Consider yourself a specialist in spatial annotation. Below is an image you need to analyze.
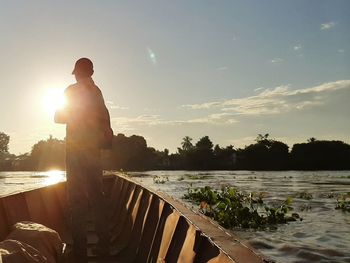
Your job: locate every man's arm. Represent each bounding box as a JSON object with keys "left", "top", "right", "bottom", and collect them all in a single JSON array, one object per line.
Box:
[{"left": 95, "top": 88, "right": 114, "bottom": 148}]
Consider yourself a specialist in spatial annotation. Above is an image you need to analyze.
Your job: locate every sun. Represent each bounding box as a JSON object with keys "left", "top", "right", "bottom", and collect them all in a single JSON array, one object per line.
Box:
[{"left": 42, "top": 88, "right": 66, "bottom": 116}]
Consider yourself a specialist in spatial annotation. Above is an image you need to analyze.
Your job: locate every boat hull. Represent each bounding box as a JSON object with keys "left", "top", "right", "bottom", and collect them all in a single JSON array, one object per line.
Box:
[{"left": 0, "top": 174, "right": 267, "bottom": 262}]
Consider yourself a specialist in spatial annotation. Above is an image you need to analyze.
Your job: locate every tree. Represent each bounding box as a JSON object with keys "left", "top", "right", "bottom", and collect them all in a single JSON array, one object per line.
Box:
[
  {"left": 181, "top": 136, "right": 193, "bottom": 151},
  {"left": 29, "top": 135, "right": 65, "bottom": 170},
  {"left": 0, "top": 132, "right": 12, "bottom": 170},
  {"left": 290, "top": 140, "right": 350, "bottom": 170},
  {"left": 195, "top": 136, "right": 213, "bottom": 150},
  {"left": 0, "top": 132, "right": 10, "bottom": 153},
  {"left": 189, "top": 136, "right": 215, "bottom": 169},
  {"left": 307, "top": 137, "right": 317, "bottom": 143},
  {"left": 256, "top": 133, "right": 270, "bottom": 143},
  {"left": 103, "top": 133, "right": 156, "bottom": 170},
  {"left": 237, "top": 134, "right": 289, "bottom": 170},
  {"left": 213, "top": 145, "right": 236, "bottom": 169}
]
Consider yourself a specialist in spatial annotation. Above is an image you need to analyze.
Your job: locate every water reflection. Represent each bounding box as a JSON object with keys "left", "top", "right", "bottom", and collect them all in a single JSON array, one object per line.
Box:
[
  {"left": 40, "top": 170, "right": 66, "bottom": 186},
  {"left": 0, "top": 171, "right": 66, "bottom": 197}
]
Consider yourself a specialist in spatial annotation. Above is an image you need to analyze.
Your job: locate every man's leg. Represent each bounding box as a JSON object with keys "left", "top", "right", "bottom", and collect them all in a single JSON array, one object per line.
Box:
[
  {"left": 85, "top": 149, "right": 110, "bottom": 253},
  {"left": 66, "top": 150, "right": 89, "bottom": 262}
]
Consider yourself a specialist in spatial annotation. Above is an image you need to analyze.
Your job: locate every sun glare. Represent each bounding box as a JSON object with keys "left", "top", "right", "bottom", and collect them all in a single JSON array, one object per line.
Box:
[
  {"left": 42, "top": 88, "right": 66, "bottom": 116},
  {"left": 42, "top": 170, "right": 65, "bottom": 186}
]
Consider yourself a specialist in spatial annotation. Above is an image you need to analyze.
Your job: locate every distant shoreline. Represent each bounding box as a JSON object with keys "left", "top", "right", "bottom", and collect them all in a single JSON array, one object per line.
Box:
[{"left": 1, "top": 133, "right": 350, "bottom": 171}]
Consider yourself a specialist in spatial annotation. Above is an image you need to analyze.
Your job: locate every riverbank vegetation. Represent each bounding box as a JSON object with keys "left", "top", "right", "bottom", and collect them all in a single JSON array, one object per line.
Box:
[{"left": 1, "top": 131, "right": 350, "bottom": 171}]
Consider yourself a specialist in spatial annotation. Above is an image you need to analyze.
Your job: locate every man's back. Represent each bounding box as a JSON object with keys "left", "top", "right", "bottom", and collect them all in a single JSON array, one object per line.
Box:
[{"left": 55, "top": 77, "right": 111, "bottom": 150}]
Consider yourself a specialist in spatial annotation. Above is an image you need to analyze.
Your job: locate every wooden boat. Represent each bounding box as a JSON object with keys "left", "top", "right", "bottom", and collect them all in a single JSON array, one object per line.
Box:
[{"left": 0, "top": 173, "right": 268, "bottom": 262}]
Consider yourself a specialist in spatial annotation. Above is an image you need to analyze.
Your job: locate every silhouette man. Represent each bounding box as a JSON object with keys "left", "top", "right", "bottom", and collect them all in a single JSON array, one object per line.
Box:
[{"left": 55, "top": 58, "right": 112, "bottom": 262}]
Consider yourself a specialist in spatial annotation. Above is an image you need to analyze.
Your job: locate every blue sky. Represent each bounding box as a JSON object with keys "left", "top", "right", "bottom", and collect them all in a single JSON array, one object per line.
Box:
[{"left": 1, "top": 1, "right": 349, "bottom": 154}]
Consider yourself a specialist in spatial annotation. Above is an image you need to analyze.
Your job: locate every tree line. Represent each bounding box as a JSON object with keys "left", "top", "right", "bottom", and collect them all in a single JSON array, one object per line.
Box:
[{"left": 0, "top": 131, "right": 349, "bottom": 171}]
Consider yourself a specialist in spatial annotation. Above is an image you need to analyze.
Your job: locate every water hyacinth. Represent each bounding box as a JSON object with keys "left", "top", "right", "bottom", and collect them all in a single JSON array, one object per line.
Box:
[
  {"left": 184, "top": 186, "right": 300, "bottom": 229},
  {"left": 335, "top": 193, "right": 350, "bottom": 212}
]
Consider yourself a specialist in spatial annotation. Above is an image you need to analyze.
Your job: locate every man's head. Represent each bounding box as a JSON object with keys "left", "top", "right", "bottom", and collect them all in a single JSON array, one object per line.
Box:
[{"left": 72, "top": 58, "right": 94, "bottom": 79}]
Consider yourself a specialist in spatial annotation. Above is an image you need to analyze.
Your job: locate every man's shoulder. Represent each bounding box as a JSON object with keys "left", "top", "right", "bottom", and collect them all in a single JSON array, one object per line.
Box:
[
  {"left": 93, "top": 85, "right": 102, "bottom": 95},
  {"left": 64, "top": 84, "right": 77, "bottom": 94},
  {"left": 89, "top": 82, "right": 103, "bottom": 97},
  {"left": 64, "top": 80, "right": 102, "bottom": 97}
]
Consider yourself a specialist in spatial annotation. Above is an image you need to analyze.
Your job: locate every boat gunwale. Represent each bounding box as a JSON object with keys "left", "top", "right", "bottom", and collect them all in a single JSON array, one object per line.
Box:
[{"left": 115, "top": 172, "right": 268, "bottom": 263}]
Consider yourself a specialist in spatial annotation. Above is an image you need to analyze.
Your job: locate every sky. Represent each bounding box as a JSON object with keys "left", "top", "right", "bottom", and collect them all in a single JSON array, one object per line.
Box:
[{"left": 1, "top": 0, "right": 349, "bottom": 154}]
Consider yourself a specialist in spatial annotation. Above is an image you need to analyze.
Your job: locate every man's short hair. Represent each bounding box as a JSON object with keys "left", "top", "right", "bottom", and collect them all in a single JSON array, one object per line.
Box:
[{"left": 72, "top": 58, "right": 94, "bottom": 76}]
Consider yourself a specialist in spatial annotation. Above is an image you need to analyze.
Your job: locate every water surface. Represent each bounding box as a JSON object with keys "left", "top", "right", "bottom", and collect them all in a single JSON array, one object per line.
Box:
[
  {"left": 128, "top": 170, "right": 350, "bottom": 263},
  {"left": 0, "top": 170, "right": 65, "bottom": 197}
]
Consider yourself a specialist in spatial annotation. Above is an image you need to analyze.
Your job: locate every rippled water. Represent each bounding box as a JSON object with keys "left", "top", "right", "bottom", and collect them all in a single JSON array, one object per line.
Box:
[
  {"left": 1, "top": 170, "right": 349, "bottom": 262},
  {"left": 127, "top": 171, "right": 350, "bottom": 263}
]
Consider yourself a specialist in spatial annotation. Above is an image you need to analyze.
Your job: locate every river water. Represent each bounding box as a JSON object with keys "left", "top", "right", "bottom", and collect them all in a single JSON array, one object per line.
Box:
[{"left": 1, "top": 170, "right": 349, "bottom": 263}]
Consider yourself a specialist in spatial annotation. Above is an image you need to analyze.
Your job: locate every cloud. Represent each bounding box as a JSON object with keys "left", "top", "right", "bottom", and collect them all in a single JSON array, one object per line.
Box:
[
  {"left": 269, "top": 58, "right": 283, "bottom": 64},
  {"left": 254, "top": 87, "right": 264, "bottom": 92},
  {"left": 183, "top": 113, "right": 237, "bottom": 125},
  {"left": 109, "top": 80, "right": 350, "bottom": 146},
  {"left": 338, "top": 49, "right": 345, "bottom": 53},
  {"left": 293, "top": 45, "right": 302, "bottom": 51},
  {"left": 182, "top": 80, "right": 350, "bottom": 116},
  {"left": 182, "top": 101, "right": 222, "bottom": 110},
  {"left": 111, "top": 112, "right": 238, "bottom": 132},
  {"left": 111, "top": 115, "right": 162, "bottom": 131},
  {"left": 321, "top": 22, "right": 336, "bottom": 30},
  {"left": 106, "top": 80, "right": 350, "bottom": 152},
  {"left": 112, "top": 114, "right": 161, "bottom": 125},
  {"left": 106, "top": 100, "right": 129, "bottom": 110},
  {"left": 110, "top": 105, "right": 129, "bottom": 110}
]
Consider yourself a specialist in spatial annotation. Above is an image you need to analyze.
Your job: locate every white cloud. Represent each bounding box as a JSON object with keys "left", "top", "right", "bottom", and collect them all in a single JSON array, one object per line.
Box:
[
  {"left": 106, "top": 80, "right": 350, "bottom": 151},
  {"left": 111, "top": 115, "right": 162, "bottom": 132},
  {"left": 254, "top": 87, "right": 264, "bottom": 92},
  {"left": 106, "top": 100, "right": 129, "bottom": 110},
  {"left": 269, "top": 58, "right": 283, "bottom": 64},
  {"left": 107, "top": 80, "right": 350, "bottom": 152},
  {"left": 184, "top": 113, "right": 237, "bottom": 125},
  {"left": 321, "top": 22, "right": 336, "bottom": 30},
  {"left": 110, "top": 105, "right": 129, "bottom": 110},
  {"left": 113, "top": 80, "right": 350, "bottom": 131},
  {"left": 182, "top": 101, "right": 222, "bottom": 110},
  {"left": 293, "top": 45, "right": 302, "bottom": 51},
  {"left": 182, "top": 80, "right": 350, "bottom": 116},
  {"left": 338, "top": 49, "right": 345, "bottom": 53},
  {"left": 111, "top": 112, "right": 237, "bottom": 132},
  {"left": 112, "top": 114, "right": 161, "bottom": 124}
]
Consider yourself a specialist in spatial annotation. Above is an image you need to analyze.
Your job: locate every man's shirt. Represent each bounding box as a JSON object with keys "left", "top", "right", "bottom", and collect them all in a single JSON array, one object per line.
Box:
[{"left": 55, "top": 77, "right": 111, "bottom": 150}]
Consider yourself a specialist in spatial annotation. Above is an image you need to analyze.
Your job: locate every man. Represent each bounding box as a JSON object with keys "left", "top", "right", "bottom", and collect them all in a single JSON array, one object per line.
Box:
[{"left": 55, "top": 58, "right": 112, "bottom": 262}]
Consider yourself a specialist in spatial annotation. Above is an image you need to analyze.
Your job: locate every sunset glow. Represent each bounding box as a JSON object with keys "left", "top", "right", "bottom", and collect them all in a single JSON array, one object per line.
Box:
[{"left": 42, "top": 88, "right": 66, "bottom": 117}]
